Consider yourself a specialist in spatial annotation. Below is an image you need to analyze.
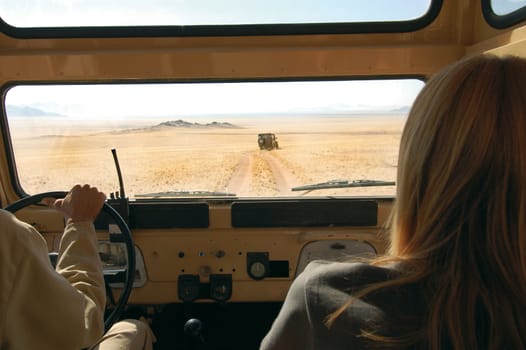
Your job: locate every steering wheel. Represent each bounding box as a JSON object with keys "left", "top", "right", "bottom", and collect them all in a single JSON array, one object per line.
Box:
[{"left": 4, "top": 191, "right": 136, "bottom": 331}]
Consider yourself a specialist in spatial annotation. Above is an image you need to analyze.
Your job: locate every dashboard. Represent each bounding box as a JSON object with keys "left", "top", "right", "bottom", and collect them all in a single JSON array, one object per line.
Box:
[
  {"left": 92, "top": 197, "right": 390, "bottom": 304},
  {"left": 14, "top": 196, "right": 391, "bottom": 348}
]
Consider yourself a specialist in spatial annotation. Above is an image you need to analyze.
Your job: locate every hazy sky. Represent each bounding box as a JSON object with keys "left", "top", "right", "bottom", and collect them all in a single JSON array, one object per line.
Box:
[{"left": 6, "top": 80, "right": 424, "bottom": 119}]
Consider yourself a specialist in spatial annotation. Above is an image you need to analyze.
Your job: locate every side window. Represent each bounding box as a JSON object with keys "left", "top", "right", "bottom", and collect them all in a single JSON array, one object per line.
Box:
[{"left": 482, "top": 0, "right": 526, "bottom": 28}]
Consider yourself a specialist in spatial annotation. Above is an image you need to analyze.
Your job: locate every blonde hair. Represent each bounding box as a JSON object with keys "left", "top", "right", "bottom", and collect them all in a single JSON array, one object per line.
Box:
[{"left": 330, "top": 54, "right": 526, "bottom": 349}]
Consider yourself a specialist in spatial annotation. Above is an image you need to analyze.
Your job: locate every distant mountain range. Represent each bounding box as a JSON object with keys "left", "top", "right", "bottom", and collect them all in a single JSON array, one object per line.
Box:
[
  {"left": 156, "top": 120, "right": 238, "bottom": 128},
  {"left": 6, "top": 105, "right": 63, "bottom": 117},
  {"left": 110, "top": 119, "right": 240, "bottom": 135}
]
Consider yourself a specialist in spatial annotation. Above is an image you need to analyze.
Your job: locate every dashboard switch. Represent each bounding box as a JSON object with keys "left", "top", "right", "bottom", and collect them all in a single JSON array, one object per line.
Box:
[
  {"left": 209, "top": 274, "right": 232, "bottom": 302},
  {"left": 178, "top": 274, "right": 201, "bottom": 302}
]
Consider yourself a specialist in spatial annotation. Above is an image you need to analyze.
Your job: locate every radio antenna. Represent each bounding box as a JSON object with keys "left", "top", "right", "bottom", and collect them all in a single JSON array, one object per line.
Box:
[{"left": 111, "top": 148, "right": 126, "bottom": 199}]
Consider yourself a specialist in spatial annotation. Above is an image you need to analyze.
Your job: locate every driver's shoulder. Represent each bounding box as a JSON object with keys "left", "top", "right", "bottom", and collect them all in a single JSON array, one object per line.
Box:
[
  {"left": 0, "top": 208, "right": 17, "bottom": 225},
  {"left": 0, "top": 208, "right": 37, "bottom": 233},
  {"left": 0, "top": 209, "right": 48, "bottom": 258}
]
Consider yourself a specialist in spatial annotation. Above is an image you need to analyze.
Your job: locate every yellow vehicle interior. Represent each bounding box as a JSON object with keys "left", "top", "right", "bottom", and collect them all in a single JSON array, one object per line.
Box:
[{"left": 0, "top": 1, "right": 525, "bottom": 348}]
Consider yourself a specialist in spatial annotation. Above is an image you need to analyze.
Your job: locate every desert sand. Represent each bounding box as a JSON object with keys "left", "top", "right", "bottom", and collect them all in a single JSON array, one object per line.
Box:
[{"left": 8, "top": 114, "right": 404, "bottom": 198}]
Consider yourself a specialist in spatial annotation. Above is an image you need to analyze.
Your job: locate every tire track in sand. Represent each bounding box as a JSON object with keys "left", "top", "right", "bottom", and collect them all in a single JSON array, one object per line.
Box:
[
  {"left": 226, "top": 152, "right": 253, "bottom": 196},
  {"left": 227, "top": 151, "right": 299, "bottom": 196},
  {"left": 260, "top": 152, "right": 297, "bottom": 195}
]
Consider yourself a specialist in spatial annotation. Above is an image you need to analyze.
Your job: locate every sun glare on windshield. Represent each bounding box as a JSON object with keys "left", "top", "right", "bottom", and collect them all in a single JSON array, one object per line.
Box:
[{"left": 5, "top": 80, "right": 423, "bottom": 198}]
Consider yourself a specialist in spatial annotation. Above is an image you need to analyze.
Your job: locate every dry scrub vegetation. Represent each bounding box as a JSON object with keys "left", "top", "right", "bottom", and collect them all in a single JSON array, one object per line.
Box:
[{"left": 9, "top": 115, "right": 404, "bottom": 197}]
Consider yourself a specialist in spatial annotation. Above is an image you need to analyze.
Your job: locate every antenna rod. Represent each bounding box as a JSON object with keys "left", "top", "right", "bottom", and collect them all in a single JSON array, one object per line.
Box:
[{"left": 111, "top": 148, "right": 126, "bottom": 199}]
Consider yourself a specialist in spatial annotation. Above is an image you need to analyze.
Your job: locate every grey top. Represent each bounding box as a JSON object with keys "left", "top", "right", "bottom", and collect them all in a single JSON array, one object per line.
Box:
[{"left": 259, "top": 260, "right": 425, "bottom": 350}]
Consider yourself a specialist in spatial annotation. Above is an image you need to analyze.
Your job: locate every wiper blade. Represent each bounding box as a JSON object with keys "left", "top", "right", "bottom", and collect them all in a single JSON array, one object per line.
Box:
[
  {"left": 291, "top": 179, "right": 395, "bottom": 192},
  {"left": 135, "top": 190, "right": 236, "bottom": 198}
]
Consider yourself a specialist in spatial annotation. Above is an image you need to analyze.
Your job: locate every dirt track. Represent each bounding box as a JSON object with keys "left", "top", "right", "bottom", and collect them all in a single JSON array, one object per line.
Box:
[{"left": 227, "top": 150, "right": 299, "bottom": 196}]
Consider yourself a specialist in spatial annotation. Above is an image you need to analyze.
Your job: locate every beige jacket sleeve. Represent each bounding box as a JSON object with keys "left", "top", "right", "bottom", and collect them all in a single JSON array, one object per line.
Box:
[{"left": 0, "top": 209, "right": 105, "bottom": 350}]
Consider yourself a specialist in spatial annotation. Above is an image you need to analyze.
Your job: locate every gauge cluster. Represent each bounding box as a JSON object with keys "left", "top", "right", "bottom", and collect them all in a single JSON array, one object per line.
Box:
[{"left": 99, "top": 242, "right": 147, "bottom": 288}]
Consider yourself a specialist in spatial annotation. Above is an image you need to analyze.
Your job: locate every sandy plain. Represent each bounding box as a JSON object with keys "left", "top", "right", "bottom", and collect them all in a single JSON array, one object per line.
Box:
[{"left": 8, "top": 114, "right": 405, "bottom": 198}]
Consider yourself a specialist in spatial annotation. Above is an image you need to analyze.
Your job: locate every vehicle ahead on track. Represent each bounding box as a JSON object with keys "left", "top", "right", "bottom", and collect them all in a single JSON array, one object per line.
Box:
[
  {"left": 0, "top": 0, "right": 524, "bottom": 349},
  {"left": 258, "top": 133, "right": 279, "bottom": 150}
]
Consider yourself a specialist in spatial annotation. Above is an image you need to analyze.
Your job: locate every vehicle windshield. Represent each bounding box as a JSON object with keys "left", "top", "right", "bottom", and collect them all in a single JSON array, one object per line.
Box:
[{"left": 5, "top": 80, "right": 423, "bottom": 198}]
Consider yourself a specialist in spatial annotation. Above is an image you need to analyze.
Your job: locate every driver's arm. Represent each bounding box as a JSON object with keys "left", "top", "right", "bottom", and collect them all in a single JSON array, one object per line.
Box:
[
  {"left": 1, "top": 184, "right": 107, "bottom": 349},
  {"left": 2, "top": 213, "right": 105, "bottom": 349}
]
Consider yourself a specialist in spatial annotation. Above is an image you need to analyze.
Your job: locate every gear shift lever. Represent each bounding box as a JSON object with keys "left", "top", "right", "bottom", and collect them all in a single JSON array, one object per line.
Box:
[
  {"left": 184, "top": 318, "right": 203, "bottom": 338},
  {"left": 184, "top": 318, "right": 206, "bottom": 349}
]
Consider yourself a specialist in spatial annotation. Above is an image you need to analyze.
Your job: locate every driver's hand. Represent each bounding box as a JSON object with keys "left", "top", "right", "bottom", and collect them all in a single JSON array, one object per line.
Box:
[{"left": 43, "top": 184, "right": 106, "bottom": 224}]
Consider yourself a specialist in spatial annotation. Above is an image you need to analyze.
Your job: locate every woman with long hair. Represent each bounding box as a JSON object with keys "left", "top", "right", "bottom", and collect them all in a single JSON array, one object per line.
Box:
[{"left": 260, "top": 54, "right": 526, "bottom": 349}]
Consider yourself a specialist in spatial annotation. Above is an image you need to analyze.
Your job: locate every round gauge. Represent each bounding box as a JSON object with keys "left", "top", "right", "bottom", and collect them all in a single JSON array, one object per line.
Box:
[{"left": 249, "top": 261, "right": 268, "bottom": 280}]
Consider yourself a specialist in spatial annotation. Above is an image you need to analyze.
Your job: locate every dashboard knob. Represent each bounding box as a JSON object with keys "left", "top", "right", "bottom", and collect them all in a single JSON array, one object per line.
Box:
[{"left": 184, "top": 318, "right": 203, "bottom": 338}]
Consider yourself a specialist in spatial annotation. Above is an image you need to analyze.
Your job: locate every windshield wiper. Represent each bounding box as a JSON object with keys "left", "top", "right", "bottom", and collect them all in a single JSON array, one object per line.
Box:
[
  {"left": 291, "top": 179, "right": 395, "bottom": 192},
  {"left": 135, "top": 190, "right": 236, "bottom": 198}
]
